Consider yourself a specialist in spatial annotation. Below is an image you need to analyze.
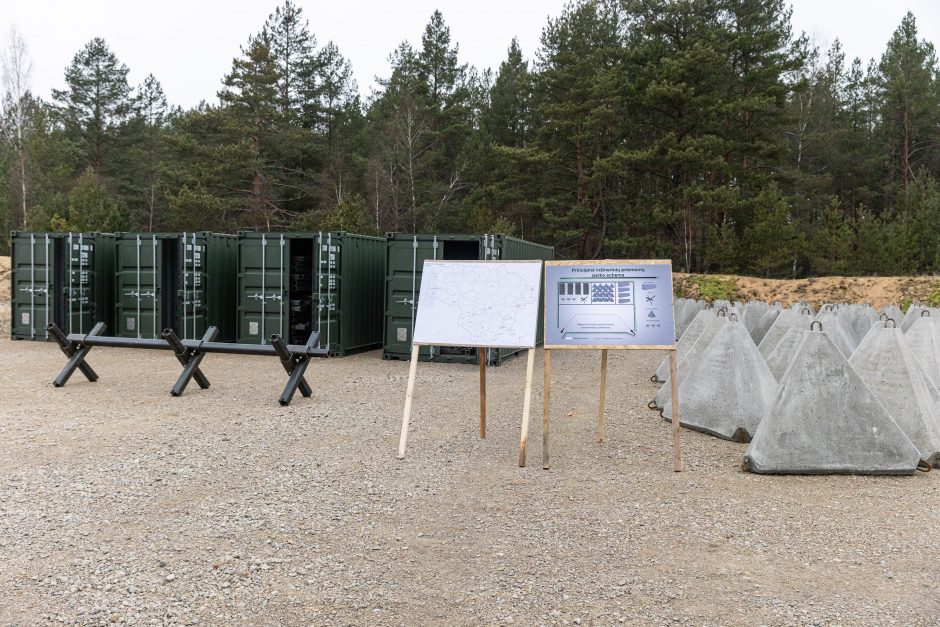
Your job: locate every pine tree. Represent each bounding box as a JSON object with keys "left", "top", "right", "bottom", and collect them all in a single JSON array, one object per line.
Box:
[
  {"left": 742, "top": 186, "right": 803, "bottom": 277},
  {"left": 52, "top": 37, "right": 131, "bottom": 176},
  {"left": 482, "top": 38, "right": 530, "bottom": 147},
  {"left": 0, "top": 25, "right": 34, "bottom": 229},
  {"left": 217, "top": 31, "right": 283, "bottom": 228},
  {"left": 530, "top": 0, "right": 625, "bottom": 258},
  {"left": 877, "top": 12, "right": 939, "bottom": 195},
  {"left": 367, "top": 12, "right": 474, "bottom": 232},
  {"left": 124, "top": 74, "right": 169, "bottom": 230},
  {"left": 264, "top": 0, "right": 313, "bottom": 121}
]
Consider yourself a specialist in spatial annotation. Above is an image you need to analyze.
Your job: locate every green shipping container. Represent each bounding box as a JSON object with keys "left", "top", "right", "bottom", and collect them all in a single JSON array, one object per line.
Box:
[
  {"left": 10, "top": 231, "right": 116, "bottom": 340},
  {"left": 383, "top": 233, "right": 555, "bottom": 365},
  {"left": 236, "top": 232, "right": 385, "bottom": 355},
  {"left": 113, "top": 232, "right": 237, "bottom": 341}
]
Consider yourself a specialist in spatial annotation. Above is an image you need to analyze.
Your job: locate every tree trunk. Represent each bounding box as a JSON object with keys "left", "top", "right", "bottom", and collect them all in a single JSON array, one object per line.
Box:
[
  {"left": 148, "top": 183, "right": 155, "bottom": 232},
  {"left": 901, "top": 106, "right": 910, "bottom": 188},
  {"left": 19, "top": 152, "right": 27, "bottom": 228}
]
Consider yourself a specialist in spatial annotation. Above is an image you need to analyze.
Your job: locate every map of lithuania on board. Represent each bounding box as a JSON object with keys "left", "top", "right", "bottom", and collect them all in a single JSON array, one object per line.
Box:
[{"left": 413, "top": 261, "right": 543, "bottom": 348}]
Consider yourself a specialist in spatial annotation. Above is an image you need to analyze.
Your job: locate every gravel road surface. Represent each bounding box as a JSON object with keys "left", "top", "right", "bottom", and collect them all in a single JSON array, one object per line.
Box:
[{"left": 1, "top": 340, "right": 938, "bottom": 625}]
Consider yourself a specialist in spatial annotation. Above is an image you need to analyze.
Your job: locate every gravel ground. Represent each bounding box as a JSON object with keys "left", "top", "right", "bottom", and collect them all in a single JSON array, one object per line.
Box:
[{"left": 1, "top": 339, "right": 939, "bottom": 626}]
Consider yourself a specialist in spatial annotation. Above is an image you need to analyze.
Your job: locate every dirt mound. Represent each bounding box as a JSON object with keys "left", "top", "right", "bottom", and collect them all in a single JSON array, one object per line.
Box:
[
  {"left": 0, "top": 256, "right": 9, "bottom": 300},
  {"left": 676, "top": 272, "right": 937, "bottom": 310}
]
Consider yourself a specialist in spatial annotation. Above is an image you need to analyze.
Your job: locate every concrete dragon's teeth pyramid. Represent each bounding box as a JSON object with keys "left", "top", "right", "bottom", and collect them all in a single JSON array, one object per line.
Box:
[
  {"left": 663, "top": 319, "right": 776, "bottom": 442},
  {"left": 850, "top": 324, "right": 940, "bottom": 467},
  {"left": 904, "top": 316, "right": 940, "bottom": 390},
  {"left": 653, "top": 308, "right": 711, "bottom": 383},
  {"left": 758, "top": 307, "right": 814, "bottom": 359},
  {"left": 653, "top": 314, "right": 729, "bottom": 410},
  {"left": 764, "top": 326, "right": 806, "bottom": 381},
  {"left": 744, "top": 328, "right": 920, "bottom": 475}
]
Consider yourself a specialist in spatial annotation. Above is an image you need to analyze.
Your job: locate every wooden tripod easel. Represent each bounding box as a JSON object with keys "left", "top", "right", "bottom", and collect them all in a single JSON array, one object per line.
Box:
[
  {"left": 398, "top": 343, "right": 537, "bottom": 461},
  {"left": 538, "top": 347, "right": 682, "bottom": 472}
]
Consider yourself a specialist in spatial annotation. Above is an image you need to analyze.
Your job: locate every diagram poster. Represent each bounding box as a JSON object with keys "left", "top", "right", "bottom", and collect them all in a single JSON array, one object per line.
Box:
[
  {"left": 544, "top": 260, "right": 675, "bottom": 349},
  {"left": 412, "top": 260, "right": 543, "bottom": 348}
]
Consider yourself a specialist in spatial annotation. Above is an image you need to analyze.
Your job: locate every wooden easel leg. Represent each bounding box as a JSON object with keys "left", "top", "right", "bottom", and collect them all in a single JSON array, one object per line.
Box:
[
  {"left": 670, "top": 349, "right": 682, "bottom": 472},
  {"left": 479, "top": 347, "right": 487, "bottom": 438},
  {"left": 598, "top": 349, "right": 608, "bottom": 443},
  {"left": 398, "top": 343, "right": 422, "bottom": 459},
  {"left": 542, "top": 349, "right": 552, "bottom": 470},
  {"left": 518, "top": 348, "right": 536, "bottom": 467}
]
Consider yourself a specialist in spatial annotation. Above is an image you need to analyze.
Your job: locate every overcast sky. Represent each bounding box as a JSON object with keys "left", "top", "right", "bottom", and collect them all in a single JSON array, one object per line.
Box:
[{"left": 3, "top": 0, "right": 940, "bottom": 109}]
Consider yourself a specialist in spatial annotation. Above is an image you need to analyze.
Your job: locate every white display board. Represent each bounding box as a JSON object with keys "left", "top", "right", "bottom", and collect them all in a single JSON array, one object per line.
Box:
[{"left": 412, "top": 260, "right": 543, "bottom": 348}]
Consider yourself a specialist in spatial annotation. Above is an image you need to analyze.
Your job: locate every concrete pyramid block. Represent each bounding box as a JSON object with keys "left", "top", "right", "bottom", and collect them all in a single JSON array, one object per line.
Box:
[
  {"left": 749, "top": 306, "right": 781, "bottom": 346},
  {"left": 850, "top": 324, "right": 940, "bottom": 466},
  {"left": 881, "top": 305, "right": 904, "bottom": 323},
  {"left": 744, "top": 329, "right": 920, "bottom": 475},
  {"left": 904, "top": 316, "right": 940, "bottom": 390},
  {"left": 845, "top": 307, "right": 878, "bottom": 347},
  {"left": 765, "top": 326, "right": 805, "bottom": 380},
  {"left": 675, "top": 299, "right": 705, "bottom": 340},
  {"left": 743, "top": 301, "right": 771, "bottom": 334},
  {"left": 654, "top": 309, "right": 711, "bottom": 383},
  {"left": 902, "top": 306, "right": 926, "bottom": 333},
  {"left": 653, "top": 315, "right": 729, "bottom": 409},
  {"left": 758, "top": 307, "right": 814, "bottom": 359},
  {"left": 790, "top": 302, "right": 815, "bottom": 316},
  {"left": 814, "top": 311, "right": 858, "bottom": 358},
  {"left": 663, "top": 319, "right": 777, "bottom": 441}
]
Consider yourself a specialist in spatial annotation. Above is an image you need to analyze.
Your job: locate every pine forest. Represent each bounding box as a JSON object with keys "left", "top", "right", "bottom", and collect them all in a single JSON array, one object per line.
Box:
[{"left": 1, "top": 0, "right": 940, "bottom": 278}]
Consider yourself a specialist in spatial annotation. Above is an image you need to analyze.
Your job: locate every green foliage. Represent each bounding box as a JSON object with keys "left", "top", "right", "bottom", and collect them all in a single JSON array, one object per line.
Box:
[
  {"left": 3, "top": 0, "right": 940, "bottom": 281},
  {"left": 292, "top": 195, "right": 378, "bottom": 234},
  {"left": 60, "top": 168, "right": 128, "bottom": 232},
  {"left": 693, "top": 276, "right": 740, "bottom": 303},
  {"left": 465, "top": 205, "right": 516, "bottom": 236},
  {"left": 925, "top": 283, "right": 940, "bottom": 308},
  {"left": 742, "top": 186, "right": 802, "bottom": 277}
]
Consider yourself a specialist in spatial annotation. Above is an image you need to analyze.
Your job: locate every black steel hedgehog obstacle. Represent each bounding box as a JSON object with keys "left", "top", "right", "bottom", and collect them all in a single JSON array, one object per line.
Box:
[{"left": 46, "top": 322, "right": 326, "bottom": 406}]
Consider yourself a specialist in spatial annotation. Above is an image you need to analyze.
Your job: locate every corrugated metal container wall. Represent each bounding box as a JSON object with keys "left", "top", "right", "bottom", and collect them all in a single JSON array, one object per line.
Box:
[
  {"left": 10, "top": 232, "right": 115, "bottom": 340},
  {"left": 114, "top": 233, "right": 174, "bottom": 339},
  {"left": 382, "top": 233, "right": 555, "bottom": 365},
  {"left": 237, "top": 232, "right": 385, "bottom": 354},
  {"left": 114, "top": 233, "right": 236, "bottom": 340},
  {"left": 202, "top": 234, "right": 238, "bottom": 342},
  {"left": 314, "top": 232, "right": 385, "bottom": 356},
  {"left": 237, "top": 232, "right": 312, "bottom": 345}
]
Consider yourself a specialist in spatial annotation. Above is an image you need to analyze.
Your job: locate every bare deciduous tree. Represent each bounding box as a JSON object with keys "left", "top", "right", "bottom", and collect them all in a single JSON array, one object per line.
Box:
[{"left": 0, "top": 25, "right": 33, "bottom": 228}]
